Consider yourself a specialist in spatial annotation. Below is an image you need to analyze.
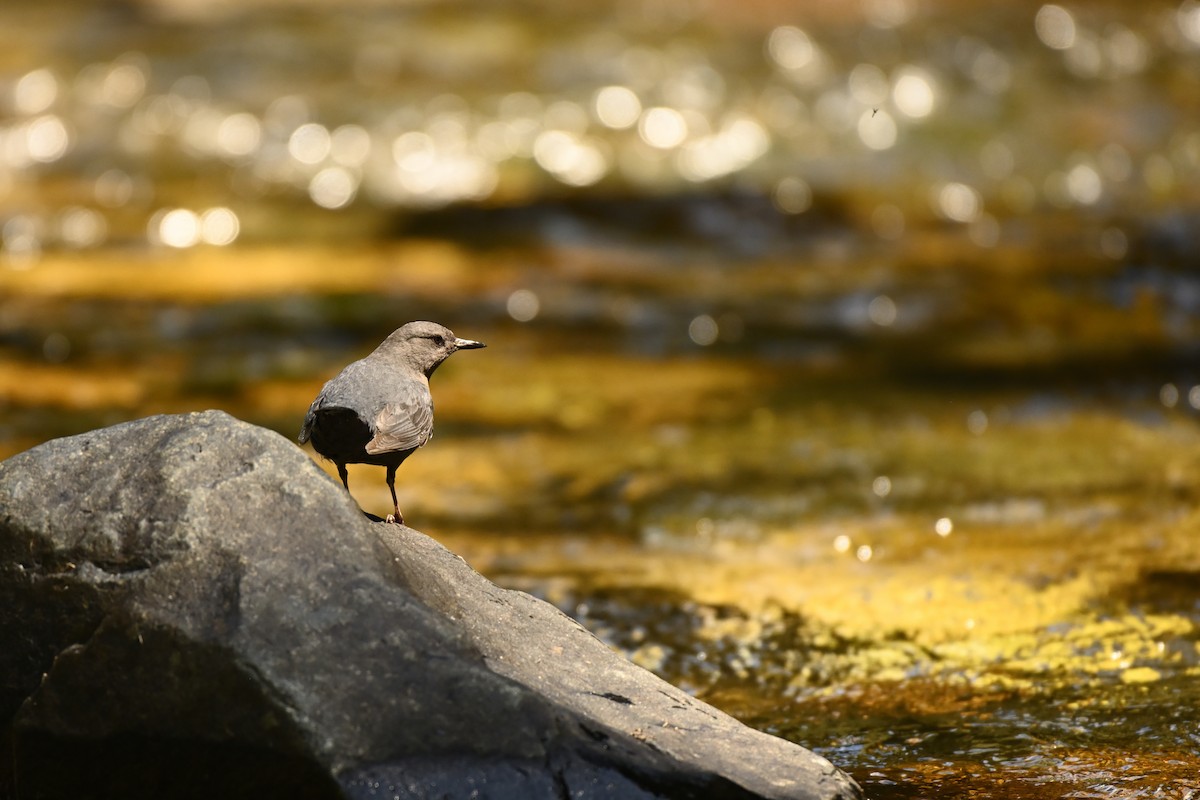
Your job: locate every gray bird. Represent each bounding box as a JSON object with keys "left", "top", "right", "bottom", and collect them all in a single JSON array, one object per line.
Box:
[{"left": 299, "top": 320, "right": 486, "bottom": 524}]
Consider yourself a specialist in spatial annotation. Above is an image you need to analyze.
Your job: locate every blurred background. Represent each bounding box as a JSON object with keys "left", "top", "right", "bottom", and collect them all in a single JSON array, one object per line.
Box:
[{"left": 3, "top": 0, "right": 1200, "bottom": 795}]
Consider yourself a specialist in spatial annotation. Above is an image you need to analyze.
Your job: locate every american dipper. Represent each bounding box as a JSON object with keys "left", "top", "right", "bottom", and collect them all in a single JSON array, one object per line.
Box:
[{"left": 299, "top": 320, "right": 486, "bottom": 524}]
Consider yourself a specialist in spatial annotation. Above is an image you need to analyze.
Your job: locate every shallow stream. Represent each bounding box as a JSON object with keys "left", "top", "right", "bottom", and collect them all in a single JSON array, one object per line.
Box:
[{"left": 3, "top": 0, "right": 1200, "bottom": 796}]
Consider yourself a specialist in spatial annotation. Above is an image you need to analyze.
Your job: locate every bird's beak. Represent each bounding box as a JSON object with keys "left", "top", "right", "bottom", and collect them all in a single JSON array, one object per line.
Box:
[{"left": 454, "top": 337, "right": 486, "bottom": 350}]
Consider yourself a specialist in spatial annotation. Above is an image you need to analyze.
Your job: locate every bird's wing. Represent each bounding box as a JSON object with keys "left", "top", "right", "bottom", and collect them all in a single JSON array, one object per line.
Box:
[
  {"left": 299, "top": 390, "right": 351, "bottom": 444},
  {"left": 365, "top": 396, "right": 433, "bottom": 455},
  {"left": 298, "top": 395, "right": 322, "bottom": 443}
]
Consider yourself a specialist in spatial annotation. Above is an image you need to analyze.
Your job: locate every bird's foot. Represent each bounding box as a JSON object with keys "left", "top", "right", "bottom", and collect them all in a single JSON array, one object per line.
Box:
[{"left": 385, "top": 513, "right": 404, "bottom": 525}]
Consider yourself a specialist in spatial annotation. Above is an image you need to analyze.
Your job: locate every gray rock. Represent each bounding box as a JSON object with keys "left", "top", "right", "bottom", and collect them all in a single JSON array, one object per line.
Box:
[{"left": 0, "top": 411, "right": 862, "bottom": 800}]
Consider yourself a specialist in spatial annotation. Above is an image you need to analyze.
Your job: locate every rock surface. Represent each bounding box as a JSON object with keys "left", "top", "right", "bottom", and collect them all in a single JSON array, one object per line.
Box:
[{"left": 0, "top": 411, "right": 862, "bottom": 800}]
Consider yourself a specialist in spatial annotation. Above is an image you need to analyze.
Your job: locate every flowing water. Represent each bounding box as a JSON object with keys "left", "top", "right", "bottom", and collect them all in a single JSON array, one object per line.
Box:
[{"left": 3, "top": 0, "right": 1200, "bottom": 796}]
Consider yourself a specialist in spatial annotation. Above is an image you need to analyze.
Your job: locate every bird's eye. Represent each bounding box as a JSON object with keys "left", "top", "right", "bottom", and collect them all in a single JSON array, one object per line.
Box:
[{"left": 431, "top": 335, "right": 445, "bottom": 347}]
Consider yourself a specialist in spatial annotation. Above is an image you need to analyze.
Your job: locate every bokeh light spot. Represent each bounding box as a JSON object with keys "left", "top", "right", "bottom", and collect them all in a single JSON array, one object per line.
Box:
[
  {"left": 1035, "top": 4, "right": 1077, "bottom": 50},
  {"left": 59, "top": 207, "right": 106, "bottom": 248},
  {"left": 968, "top": 214, "right": 1001, "bottom": 248},
  {"left": 767, "top": 26, "right": 815, "bottom": 70},
  {"left": 858, "top": 108, "right": 897, "bottom": 150},
  {"left": 216, "top": 113, "right": 262, "bottom": 158},
  {"left": 393, "top": 131, "right": 435, "bottom": 172},
  {"left": 1160, "top": 383, "right": 1179, "bottom": 408},
  {"left": 639, "top": 107, "right": 688, "bottom": 149},
  {"left": 772, "top": 176, "right": 811, "bottom": 214},
  {"left": 94, "top": 169, "right": 134, "bottom": 208},
  {"left": 1179, "top": 1, "right": 1200, "bottom": 45},
  {"left": 156, "top": 208, "right": 201, "bottom": 248},
  {"left": 200, "top": 207, "right": 239, "bottom": 245},
  {"left": 308, "top": 167, "right": 357, "bottom": 209},
  {"left": 27, "top": 115, "right": 70, "bottom": 162},
  {"left": 1066, "top": 163, "right": 1102, "bottom": 205},
  {"left": 507, "top": 289, "right": 540, "bottom": 322},
  {"left": 848, "top": 64, "right": 889, "bottom": 105},
  {"left": 15, "top": 69, "right": 58, "bottom": 115},
  {"left": 863, "top": 0, "right": 912, "bottom": 29},
  {"left": 688, "top": 314, "right": 719, "bottom": 346},
  {"left": 868, "top": 295, "right": 897, "bottom": 326},
  {"left": 892, "top": 68, "right": 936, "bottom": 118},
  {"left": 331, "top": 124, "right": 371, "bottom": 167},
  {"left": 102, "top": 59, "right": 147, "bottom": 109},
  {"left": 289, "top": 123, "right": 332, "bottom": 165},
  {"left": 935, "top": 182, "right": 982, "bottom": 223},
  {"left": 3, "top": 215, "right": 43, "bottom": 268},
  {"left": 534, "top": 130, "right": 609, "bottom": 186}
]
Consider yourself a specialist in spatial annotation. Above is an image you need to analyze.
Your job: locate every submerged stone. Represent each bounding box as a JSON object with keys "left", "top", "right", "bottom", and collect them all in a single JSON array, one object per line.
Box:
[{"left": 0, "top": 411, "right": 861, "bottom": 800}]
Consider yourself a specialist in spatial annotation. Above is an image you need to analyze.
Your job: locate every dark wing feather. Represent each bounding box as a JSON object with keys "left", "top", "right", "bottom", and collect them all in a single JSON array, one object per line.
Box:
[
  {"left": 303, "top": 405, "right": 375, "bottom": 462},
  {"left": 365, "top": 397, "right": 433, "bottom": 455},
  {"left": 298, "top": 396, "right": 322, "bottom": 443}
]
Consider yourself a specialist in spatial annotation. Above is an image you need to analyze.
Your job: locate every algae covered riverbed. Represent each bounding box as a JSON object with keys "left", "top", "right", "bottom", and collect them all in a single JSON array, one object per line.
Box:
[{"left": 3, "top": 0, "right": 1200, "bottom": 795}]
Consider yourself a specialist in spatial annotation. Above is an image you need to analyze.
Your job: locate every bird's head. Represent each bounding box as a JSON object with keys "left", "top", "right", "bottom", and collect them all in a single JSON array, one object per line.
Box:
[{"left": 379, "top": 320, "right": 486, "bottom": 377}]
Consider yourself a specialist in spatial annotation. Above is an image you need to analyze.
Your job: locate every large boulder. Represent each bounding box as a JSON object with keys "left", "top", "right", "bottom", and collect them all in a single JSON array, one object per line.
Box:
[{"left": 0, "top": 411, "right": 862, "bottom": 800}]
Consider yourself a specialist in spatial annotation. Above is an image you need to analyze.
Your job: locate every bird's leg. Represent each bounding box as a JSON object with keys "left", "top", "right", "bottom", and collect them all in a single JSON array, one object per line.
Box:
[
  {"left": 336, "top": 462, "right": 350, "bottom": 491},
  {"left": 385, "top": 464, "right": 403, "bottom": 525}
]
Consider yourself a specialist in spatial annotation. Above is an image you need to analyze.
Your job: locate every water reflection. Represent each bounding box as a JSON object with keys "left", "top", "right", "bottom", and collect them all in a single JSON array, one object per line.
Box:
[{"left": 3, "top": 0, "right": 1200, "bottom": 267}]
